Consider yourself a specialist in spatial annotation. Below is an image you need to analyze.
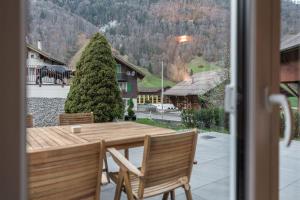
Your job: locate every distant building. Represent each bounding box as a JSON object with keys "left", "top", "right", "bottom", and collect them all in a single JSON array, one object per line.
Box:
[
  {"left": 113, "top": 53, "right": 145, "bottom": 110},
  {"left": 165, "top": 71, "right": 226, "bottom": 110},
  {"left": 26, "top": 41, "right": 66, "bottom": 67},
  {"left": 26, "top": 41, "right": 67, "bottom": 85},
  {"left": 280, "top": 33, "right": 300, "bottom": 108},
  {"left": 137, "top": 86, "right": 171, "bottom": 104}
]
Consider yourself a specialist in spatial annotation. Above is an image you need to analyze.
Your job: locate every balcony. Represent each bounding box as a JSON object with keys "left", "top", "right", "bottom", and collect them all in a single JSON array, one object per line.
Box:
[
  {"left": 26, "top": 65, "right": 72, "bottom": 86},
  {"left": 117, "top": 72, "right": 128, "bottom": 81}
]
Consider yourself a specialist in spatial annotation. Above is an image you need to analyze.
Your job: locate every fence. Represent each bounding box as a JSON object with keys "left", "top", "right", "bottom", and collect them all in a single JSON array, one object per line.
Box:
[{"left": 26, "top": 65, "right": 72, "bottom": 86}]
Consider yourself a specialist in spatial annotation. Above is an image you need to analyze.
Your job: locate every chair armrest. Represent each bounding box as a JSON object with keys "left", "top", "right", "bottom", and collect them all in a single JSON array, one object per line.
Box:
[{"left": 107, "top": 148, "right": 143, "bottom": 177}]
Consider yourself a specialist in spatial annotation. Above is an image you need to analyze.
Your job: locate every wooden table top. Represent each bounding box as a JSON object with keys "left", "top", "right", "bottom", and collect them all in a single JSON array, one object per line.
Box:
[{"left": 27, "top": 122, "right": 174, "bottom": 152}]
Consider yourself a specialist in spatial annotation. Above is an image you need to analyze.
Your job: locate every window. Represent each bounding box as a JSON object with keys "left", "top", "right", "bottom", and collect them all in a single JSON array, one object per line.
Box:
[
  {"left": 116, "top": 64, "right": 121, "bottom": 73},
  {"left": 118, "top": 82, "right": 127, "bottom": 92}
]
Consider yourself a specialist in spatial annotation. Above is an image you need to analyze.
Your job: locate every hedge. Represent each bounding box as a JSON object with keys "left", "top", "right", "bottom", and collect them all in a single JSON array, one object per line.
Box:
[{"left": 181, "top": 108, "right": 229, "bottom": 131}]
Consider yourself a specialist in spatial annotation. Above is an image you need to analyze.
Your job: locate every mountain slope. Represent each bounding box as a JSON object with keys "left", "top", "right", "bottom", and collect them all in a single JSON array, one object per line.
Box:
[{"left": 27, "top": 0, "right": 98, "bottom": 62}]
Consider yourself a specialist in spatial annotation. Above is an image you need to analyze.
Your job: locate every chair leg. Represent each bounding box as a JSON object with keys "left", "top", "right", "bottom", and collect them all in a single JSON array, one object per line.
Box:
[
  {"left": 183, "top": 184, "right": 192, "bottom": 200},
  {"left": 123, "top": 171, "right": 134, "bottom": 200},
  {"left": 103, "top": 152, "right": 110, "bottom": 183},
  {"left": 170, "top": 190, "right": 175, "bottom": 200},
  {"left": 114, "top": 171, "right": 124, "bottom": 200},
  {"left": 162, "top": 192, "right": 169, "bottom": 200},
  {"left": 125, "top": 148, "right": 129, "bottom": 159}
]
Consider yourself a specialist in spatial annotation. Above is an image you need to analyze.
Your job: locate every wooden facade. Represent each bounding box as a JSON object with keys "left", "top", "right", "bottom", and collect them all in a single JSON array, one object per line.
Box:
[
  {"left": 279, "top": 33, "right": 300, "bottom": 108},
  {"left": 168, "top": 95, "right": 200, "bottom": 110}
]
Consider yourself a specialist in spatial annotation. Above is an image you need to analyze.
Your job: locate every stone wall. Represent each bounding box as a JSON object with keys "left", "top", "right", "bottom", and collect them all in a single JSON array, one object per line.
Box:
[{"left": 27, "top": 98, "right": 66, "bottom": 127}]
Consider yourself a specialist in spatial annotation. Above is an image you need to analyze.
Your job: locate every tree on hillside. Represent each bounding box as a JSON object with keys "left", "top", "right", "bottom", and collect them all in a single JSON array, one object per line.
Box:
[{"left": 65, "top": 33, "right": 124, "bottom": 122}]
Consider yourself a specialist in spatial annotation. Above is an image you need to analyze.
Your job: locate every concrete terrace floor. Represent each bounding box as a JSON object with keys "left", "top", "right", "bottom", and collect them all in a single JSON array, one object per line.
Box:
[{"left": 101, "top": 132, "right": 300, "bottom": 200}]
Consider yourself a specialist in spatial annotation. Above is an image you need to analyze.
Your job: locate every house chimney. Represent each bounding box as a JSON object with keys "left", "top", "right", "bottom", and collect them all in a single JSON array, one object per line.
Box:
[{"left": 37, "top": 40, "right": 42, "bottom": 50}]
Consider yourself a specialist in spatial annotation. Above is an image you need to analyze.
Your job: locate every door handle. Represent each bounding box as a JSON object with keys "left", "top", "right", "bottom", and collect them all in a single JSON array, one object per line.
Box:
[{"left": 268, "top": 94, "right": 293, "bottom": 147}]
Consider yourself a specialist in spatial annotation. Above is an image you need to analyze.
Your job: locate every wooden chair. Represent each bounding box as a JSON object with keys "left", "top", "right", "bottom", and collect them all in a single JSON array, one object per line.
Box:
[
  {"left": 26, "top": 114, "right": 33, "bottom": 128},
  {"left": 108, "top": 130, "right": 198, "bottom": 200},
  {"left": 59, "top": 112, "right": 94, "bottom": 125},
  {"left": 28, "top": 142, "right": 104, "bottom": 200},
  {"left": 59, "top": 112, "right": 110, "bottom": 184}
]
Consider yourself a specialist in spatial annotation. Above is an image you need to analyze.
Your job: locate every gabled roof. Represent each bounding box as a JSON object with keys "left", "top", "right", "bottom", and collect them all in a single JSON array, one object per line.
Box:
[
  {"left": 138, "top": 86, "right": 171, "bottom": 93},
  {"left": 113, "top": 52, "right": 145, "bottom": 78},
  {"left": 164, "top": 70, "right": 227, "bottom": 96},
  {"left": 281, "top": 33, "right": 300, "bottom": 52},
  {"left": 26, "top": 44, "right": 66, "bottom": 65}
]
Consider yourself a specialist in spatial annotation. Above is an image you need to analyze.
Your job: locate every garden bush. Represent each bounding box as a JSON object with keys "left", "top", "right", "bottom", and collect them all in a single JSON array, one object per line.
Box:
[
  {"left": 280, "top": 110, "right": 300, "bottom": 138},
  {"left": 181, "top": 107, "right": 229, "bottom": 131}
]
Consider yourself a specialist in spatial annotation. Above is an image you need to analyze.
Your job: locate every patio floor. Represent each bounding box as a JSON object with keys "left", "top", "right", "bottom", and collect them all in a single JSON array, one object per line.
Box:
[{"left": 101, "top": 132, "right": 300, "bottom": 200}]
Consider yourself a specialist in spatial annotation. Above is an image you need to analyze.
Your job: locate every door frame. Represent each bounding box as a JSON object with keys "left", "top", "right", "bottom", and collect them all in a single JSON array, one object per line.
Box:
[
  {"left": 0, "top": 0, "right": 26, "bottom": 199},
  {"left": 240, "top": 0, "right": 281, "bottom": 200}
]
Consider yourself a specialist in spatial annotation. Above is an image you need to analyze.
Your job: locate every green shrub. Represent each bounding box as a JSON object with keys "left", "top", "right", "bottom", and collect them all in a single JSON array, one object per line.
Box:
[
  {"left": 65, "top": 33, "right": 124, "bottom": 122},
  {"left": 181, "top": 109, "right": 196, "bottom": 128},
  {"left": 181, "top": 107, "right": 229, "bottom": 131},
  {"left": 280, "top": 110, "right": 300, "bottom": 139},
  {"left": 127, "top": 98, "right": 135, "bottom": 118}
]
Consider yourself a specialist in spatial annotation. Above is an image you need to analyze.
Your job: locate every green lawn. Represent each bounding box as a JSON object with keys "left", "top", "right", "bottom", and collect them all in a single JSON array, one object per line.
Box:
[
  {"left": 136, "top": 118, "right": 186, "bottom": 130},
  {"left": 138, "top": 67, "right": 175, "bottom": 88},
  {"left": 288, "top": 97, "right": 298, "bottom": 108},
  {"left": 188, "top": 56, "right": 220, "bottom": 73}
]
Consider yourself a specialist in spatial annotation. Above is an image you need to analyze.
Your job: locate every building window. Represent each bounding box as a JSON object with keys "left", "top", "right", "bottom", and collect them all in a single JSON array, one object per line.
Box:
[
  {"left": 118, "top": 82, "right": 127, "bottom": 92},
  {"left": 116, "top": 64, "right": 122, "bottom": 73},
  {"left": 30, "top": 54, "right": 34, "bottom": 58}
]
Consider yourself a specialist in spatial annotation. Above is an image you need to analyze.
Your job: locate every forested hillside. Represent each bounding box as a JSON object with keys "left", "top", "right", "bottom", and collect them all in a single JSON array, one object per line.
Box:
[
  {"left": 27, "top": 0, "right": 300, "bottom": 81},
  {"left": 26, "top": 0, "right": 98, "bottom": 62}
]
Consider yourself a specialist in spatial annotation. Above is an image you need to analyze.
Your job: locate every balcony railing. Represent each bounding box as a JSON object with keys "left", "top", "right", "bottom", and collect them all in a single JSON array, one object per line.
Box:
[
  {"left": 117, "top": 72, "right": 128, "bottom": 81},
  {"left": 26, "top": 65, "right": 72, "bottom": 86}
]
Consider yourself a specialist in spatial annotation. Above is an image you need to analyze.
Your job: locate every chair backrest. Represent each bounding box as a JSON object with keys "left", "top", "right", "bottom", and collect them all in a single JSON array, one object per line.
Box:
[
  {"left": 26, "top": 114, "right": 33, "bottom": 128},
  {"left": 28, "top": 142, "right": 104, "bottom": 200},
  {"left": 59, "top": 112, "right": 94, "bottom": 125},
  {"left": 139, "top": 130, "right": 197, "bottom": 194}
]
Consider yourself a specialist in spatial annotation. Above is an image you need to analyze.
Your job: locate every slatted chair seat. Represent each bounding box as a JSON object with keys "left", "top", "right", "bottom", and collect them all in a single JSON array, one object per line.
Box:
[
  {"left": 28, "top": 142, "right": 104, "bottom": 200},
  {"left": 108, "top": 130, "right": 198, "bottom": 200},
  {"left": 59, "top": 112, "right": 94, "bottom": 125}
]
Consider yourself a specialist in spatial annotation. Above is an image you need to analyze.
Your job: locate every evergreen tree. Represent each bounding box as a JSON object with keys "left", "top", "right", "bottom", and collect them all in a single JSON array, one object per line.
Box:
[{"left": 65, "top": 33, "right": 124, "bottom": 122}]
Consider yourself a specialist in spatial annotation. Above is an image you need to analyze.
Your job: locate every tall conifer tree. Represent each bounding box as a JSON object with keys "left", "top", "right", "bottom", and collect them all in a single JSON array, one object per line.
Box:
[{"left": 65, "top": 33, "right": 124, "bottom": 122}]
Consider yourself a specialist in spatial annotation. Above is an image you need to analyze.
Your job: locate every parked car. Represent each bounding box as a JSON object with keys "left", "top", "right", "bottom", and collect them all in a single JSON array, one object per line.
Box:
[{"left": 153, "top": 104, "right": 177, "bottom": 111}]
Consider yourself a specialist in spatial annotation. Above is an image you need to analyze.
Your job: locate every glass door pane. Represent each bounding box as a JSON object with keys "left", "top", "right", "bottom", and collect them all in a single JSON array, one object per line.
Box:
[
  {"left": 280, "top": 0, "right": 300, "bottom": 199},
  {"left": 26, "top": 0, "right": 238, "bottom": 199}
]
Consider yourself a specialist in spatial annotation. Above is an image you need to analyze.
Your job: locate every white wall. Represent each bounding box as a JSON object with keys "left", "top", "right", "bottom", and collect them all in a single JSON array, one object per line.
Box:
[{"left": 27, "top": 85, "right": 70, "bottom": 98}]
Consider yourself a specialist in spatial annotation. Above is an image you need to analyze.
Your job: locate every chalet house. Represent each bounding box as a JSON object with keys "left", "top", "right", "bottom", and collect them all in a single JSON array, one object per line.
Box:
[
  {"left": 137, "top": 86, "right": 171, "bottom": 104},
  {"left": 112, "top": 53, "right": 145, "bottom": 110},
  {"left": 164, "top": 71, "right": 226, "bottom": 110},
  {"left": 26, "top": 42, "right": 67, "bottom": 85},
  {"left": 279, "top": 33, "right": 300, "bottom": 108},
  {"left": 26, "top": 41, "right": 66, "bottom": 67}
]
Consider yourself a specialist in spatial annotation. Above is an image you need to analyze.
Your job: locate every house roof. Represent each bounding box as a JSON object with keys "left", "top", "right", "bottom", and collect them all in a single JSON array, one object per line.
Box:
[
  {"left": 281, "top": 33, "right": 300, "bottom": 52},
  {"left": 113, "top": 52, "right": 145, "bottom": 78},
  {"left": 164, "top": 70, "right": 227, "bottom": 96},
  {"left": 26, "top": 44, "right": 66, "bottom": 65},
  {"left": 138, "top": 86, "right": 171, "bottom": 93}
]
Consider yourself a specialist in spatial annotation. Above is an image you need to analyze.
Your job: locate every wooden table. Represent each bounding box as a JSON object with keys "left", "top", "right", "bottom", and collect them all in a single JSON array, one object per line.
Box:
[{"left": 27, "top": 122, "right": 175, "bottom": 152}]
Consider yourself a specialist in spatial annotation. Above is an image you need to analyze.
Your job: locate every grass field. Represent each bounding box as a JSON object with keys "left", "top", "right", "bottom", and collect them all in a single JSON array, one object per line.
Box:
[
  {"left": 137, "top": 67, "right": 175, "bottom": 88},
  {"left": 138, "top": 56, "right": 219, "bottom": 89},
  {"left": 288, "top": 97, "right": 298, "bottom": 108},
  {"left": 188, "top": 56, "right": 220, "bottom": 73}
]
